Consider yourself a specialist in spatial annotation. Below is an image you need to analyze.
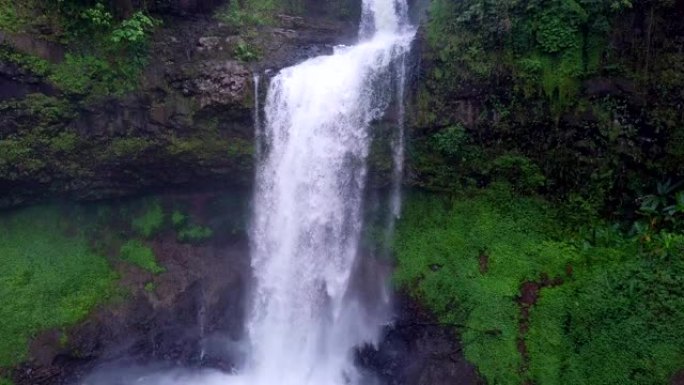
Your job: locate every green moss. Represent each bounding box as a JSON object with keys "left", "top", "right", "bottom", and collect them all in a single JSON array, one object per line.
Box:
[
  {"left": 144, "top": 281, "right": 156, "bottom": 293},
  {"left": 177, "top": 224, "right": 213, "bottom": 244},
  {"left": 119, "top": 240, "right": 164, "bottom": 274},
  {"left": 214, "top": 0, "right": 281, "bottom": 27},
  {"left": 0, "top": 0, "right": 21, "bottom": 32},
  {"left": 0, "top": 206, "right": 116, "bottom": 366},
  {"left": 171, "top": 210, "right": 187, "bottom": 227},
  {"left": 167, "top": 135, "right": 254, "bottom": 163},
  {"left": 48, "top": 53, "right": 143, "bottom": 96},
  {"left": 171, "top": 208, "right": 213, "bottom": 244},
  {"left": 49, "top": 132, "right": 79, "bottom": 153},
  {"left": 131, "top": 200, "right": 164, "bottom": 238},
  {"left": 107, "top": 137, "right": 153, "bottom": 159},
  {"left": 0, "top": 378, "right": 13, "bottom": 385}
]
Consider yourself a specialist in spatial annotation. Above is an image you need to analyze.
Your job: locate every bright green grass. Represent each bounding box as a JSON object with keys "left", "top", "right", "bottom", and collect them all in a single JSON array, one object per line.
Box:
[
  {"left": 119, "top": 240, "right": 165, "bottom": 274},
  {"left": 527, "top": 245, "right": 684, "bottom": 385},
  {"left": 394, "top": 187, "right": 577, "bottom": 385},
  {"left": 0, "top": 206, "right": 116, "bottom": 367},
  {"left": 394, "top": 187, "right": 684, "bottom": 385}
]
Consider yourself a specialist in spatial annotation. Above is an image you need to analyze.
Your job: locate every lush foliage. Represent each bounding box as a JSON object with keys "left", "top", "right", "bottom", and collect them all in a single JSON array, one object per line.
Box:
[
  {"left": 424, "top": 0, "right": 630, "bottom": 113},
  {"left": 414, "top": 0, "right": 684, "bottom": 216},
  {"left": 0, "top": 206, "right": 116, "bottom": 366},
  {"left": 119, "top": 240, "right": 165, "bottom": 274},
  {"left": 394, "top": 186, "right": 684, "bottom": 385},
  {"left": 0, "top": 1, "right": 158, "bottom": 95}
]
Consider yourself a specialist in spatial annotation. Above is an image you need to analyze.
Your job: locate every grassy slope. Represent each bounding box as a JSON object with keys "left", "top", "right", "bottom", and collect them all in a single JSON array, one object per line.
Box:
[
  {"left": 394, "top": 186, "right": 684, "bottom": 385},
  {"left": 0, "top": 197, "right": 177, "bottom": 368},
  {"left": 0, "top": 206, "right": 117, "bottom": 366}
]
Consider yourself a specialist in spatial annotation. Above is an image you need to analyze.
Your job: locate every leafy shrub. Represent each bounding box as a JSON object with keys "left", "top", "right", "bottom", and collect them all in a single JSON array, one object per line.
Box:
[
  {"left": 636, "top": 180, "right": 684, "bottom": 233},
  {"left": 433, "top": 125, "right": 467, "bottom": 158},
  {"left": 489, "top": 154, "right": 546, "bottom": 193},
  {"left": 110, "top": 12, "right": 156, "bottom": 46},
  {"left": 234, "top": 41, "right": 260, "bottom": 62},
  {"left": 1, "top": 2, "right": 158, "bottom": 95},
  {"left": 119, "top": 240, "right": 165, "bottom": 274}
]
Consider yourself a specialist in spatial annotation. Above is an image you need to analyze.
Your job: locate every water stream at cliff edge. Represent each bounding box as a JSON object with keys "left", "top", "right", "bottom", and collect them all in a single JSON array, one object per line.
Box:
[{"left": 246, "top": 0, "right": 414, "bottom": 382}]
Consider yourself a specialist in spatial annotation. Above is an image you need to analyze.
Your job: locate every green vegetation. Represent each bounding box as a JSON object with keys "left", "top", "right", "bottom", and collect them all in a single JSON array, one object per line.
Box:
[
  {"left": 234, "top": 41, "right": 261, "bottom": 62},
  {"left": 215, "top": 0, "right": 281, "bottom": 27},
  {"left": 0, "top": 1, "right": 158, "bottom": 96},
  {"left": 394, "top": 185, "right": 684, "bottom": 385},
  {"left": 213, "top": 0, "right": 356, "bottom": 26},
  {"left": 172, "top": 208, "right": 214, "bottom": 244},
  {"left": 171, "top": 209, "right": 187, "bottom": 227},
  {"left": 119, "top": 240, "right": 165, "bottom": 274},
  {"left": 0, "top": 206, "right": 116, "bottom": 366},
  {"left": 424, "top": 0, "right": 630, "bottom": 114},
  {"left": 414, "top": 0, "right": 684, "bottom": 216},
  {"left": 0, "top": 378, "right": 13, "bottom": 385},
  {"left": 177, "top": 224, "right": 214, "bottom": 244},
  {"left": 144, "top": 281, "right": 156, "bottom": 293},
  {"left": 131, "top": 200, "right": 164, "bottom": 238},
  {"left": 107, "top": 137, "right": 154, "bottom": 159}
]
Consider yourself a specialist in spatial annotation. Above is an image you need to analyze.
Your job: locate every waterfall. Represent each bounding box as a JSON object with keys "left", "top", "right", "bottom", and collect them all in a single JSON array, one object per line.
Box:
[
  {"left": 246, "top": 0, "right": 414, "bottom": 384},
  {"left": 82, "top": 1, "right": 415, "bottom": 384},
  {"left": 253, "top": 74, "right": 262, "bottom": 158},
  {"left": 387, "top": 50, "right": 408, "bottom": 239}
]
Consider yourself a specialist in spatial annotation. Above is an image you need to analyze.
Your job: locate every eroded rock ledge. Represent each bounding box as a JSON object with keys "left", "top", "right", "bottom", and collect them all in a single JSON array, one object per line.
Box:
[{"left": 0, "top": 2, "right": 359, "bottom": 208}]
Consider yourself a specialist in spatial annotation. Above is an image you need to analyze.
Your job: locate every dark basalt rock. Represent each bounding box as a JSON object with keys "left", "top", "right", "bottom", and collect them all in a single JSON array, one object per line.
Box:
[
  {"left": 0, "top": 2, "right": 361, "bottom": 208},
  {"left": 13, "top": 230, "right": 251, "bottom": 385},
  {"left": 358, "top": 294, "right": 482, "bottom": 385}
]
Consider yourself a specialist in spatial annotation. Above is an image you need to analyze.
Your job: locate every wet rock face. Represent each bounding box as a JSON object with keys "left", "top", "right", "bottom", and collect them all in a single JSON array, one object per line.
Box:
[
  {"left": 192, "top": 60, "right": 251, "bottom": 108},
  {"left": 14, "top": 232, "right": 251, "bottom": 385},
  {"left": 149, "top": 0, "right": 227, "bottom": 15},
  {"left": 358, "top": 295, "right": 481, "bottom": 385},
  {"left": 0, "top": 2, "right": 362, "bottom": 207}
]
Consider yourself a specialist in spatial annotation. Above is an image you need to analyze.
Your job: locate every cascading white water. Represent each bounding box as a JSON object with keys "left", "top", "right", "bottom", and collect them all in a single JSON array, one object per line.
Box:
[{"left": 246, "top": 1, "right": 414, "bottom": 384}]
